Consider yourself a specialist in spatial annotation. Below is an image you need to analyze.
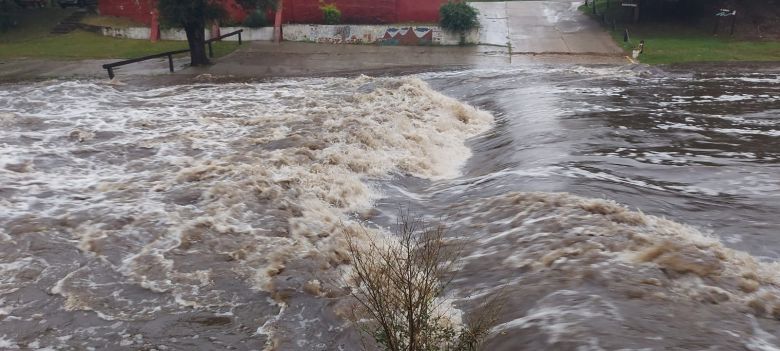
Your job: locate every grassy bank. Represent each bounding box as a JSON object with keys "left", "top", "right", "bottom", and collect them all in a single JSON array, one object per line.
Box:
[
  {"left": 0, "top": 8, "right": 240, "bottom": 60},
  {"left": 580, "top": 1, "right": 780, "bottom": 64}
]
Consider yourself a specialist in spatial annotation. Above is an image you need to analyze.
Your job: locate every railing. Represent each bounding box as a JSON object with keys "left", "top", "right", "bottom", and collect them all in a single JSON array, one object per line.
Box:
[
  {"left": 206, "top": 29, "right": 243, "bottom": 58},
  {"left": 102, "top": 29, "right": 243, "bottom": 79}
]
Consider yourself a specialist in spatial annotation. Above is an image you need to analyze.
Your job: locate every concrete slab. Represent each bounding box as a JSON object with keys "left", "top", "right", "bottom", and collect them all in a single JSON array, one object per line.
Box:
[
  {"left": 0, "top": 56, "right": 192, "bottom": 81},
  {"left": 0, "top": 41, "right": 627, "bottom": 82},
  {"left": 470, "top": 2, "right": 509, "bottom": 46},
  {"left": 484, "top": 1, "right": 623, "bottom": 55},
  {"left": 199, "top": 42, "right": 625, "bottom": 79},
  {"left": 509, "top": 37, "right": 570, "bottom": 53}
]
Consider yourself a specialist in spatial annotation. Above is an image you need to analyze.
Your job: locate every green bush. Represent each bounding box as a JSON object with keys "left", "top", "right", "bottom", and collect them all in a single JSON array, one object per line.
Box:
[
  {"left": 221, "top": 18, "right": 241, "bottom": 27},
  {"left": 242, "top": 10, "right": 268, "bottom": 27},
  {"left": 320, "top": 3, "right": 341, "bottom": 25},
  {"left": 439, "top": 1, "right": 479, "bottom": 33}
]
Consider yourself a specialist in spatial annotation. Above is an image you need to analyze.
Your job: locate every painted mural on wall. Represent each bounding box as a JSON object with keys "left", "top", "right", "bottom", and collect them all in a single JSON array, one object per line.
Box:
[
  {"left": 313, "top": 26, "right": 373, "bottom": 44},
  {"left": 283, "top": 24, "right": 477, "bottom": 46},
  {"left": 378, "top": 27, "right": 436, "bottom": 46},
  {"left": 286, "top": 25, "right": 455, "bottom": 45}
]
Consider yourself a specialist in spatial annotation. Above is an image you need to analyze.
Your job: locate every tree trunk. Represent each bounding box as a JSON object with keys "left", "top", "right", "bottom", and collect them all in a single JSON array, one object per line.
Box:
[{"left": 184, "top": 21, "right": 209, "bottom": 66}]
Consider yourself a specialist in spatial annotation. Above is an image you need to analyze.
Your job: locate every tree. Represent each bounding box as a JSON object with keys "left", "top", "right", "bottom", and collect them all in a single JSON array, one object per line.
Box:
[
  {"left": 158, "top": 0, "right": 276, "bottom": 66},
  {"left": 344, "top": 215, "right": 502, "bottom": 351},
  {"left": 439, "top": 1, "right": 479, "bottom": 45}
]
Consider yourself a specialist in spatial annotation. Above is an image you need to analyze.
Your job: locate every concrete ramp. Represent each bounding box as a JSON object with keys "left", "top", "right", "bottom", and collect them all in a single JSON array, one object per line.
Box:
[
  {"left": 474, "top": 2, "right": 511, "bottom": 46},
  {"left": 471, "top": 1, "right": 623, "bottom": 55}
]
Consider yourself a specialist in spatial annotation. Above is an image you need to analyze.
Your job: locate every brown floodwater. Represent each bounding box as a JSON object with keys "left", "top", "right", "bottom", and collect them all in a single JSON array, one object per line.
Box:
[{"left": 0, "top": 65, "right": 779, "bottom": 350}]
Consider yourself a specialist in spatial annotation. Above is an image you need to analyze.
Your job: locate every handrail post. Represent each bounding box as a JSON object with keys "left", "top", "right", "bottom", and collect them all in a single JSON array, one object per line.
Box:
[{"left": 99, "top": 30, "right": 243, "bottom": 79}]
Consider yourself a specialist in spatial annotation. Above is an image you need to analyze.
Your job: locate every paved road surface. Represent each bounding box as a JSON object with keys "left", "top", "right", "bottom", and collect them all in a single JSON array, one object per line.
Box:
[
  {"left": 202, "top": 42, "right": 623, "bottom": 78},
  {"left": 472, "top": 1, "right": 623, "bottom": 55}
]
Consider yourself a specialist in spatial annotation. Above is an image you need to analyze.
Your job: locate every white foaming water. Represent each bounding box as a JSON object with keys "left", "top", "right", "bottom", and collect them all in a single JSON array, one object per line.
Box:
[
  {"left": 441, "top": 191, "right": 780, "bottom": 349},
  {"left": 746, "top": 316, "right": 780, "bottom": 351},
  {"left": 3, "top": 67, "right": 780, "bottom": 349},
  {"left": 491, "top": 289, "right": 622, "bottom": 347},
  {"left": 0, "top": 76, "right": 492, "bottom": 348}
]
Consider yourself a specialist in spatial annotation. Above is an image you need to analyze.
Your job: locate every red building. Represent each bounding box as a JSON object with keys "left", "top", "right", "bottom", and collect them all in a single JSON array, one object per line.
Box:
[
  {"left": 98, "top": 0, "right": 247, "bottom": 25},
  {"left": 283, "top": 0, "right": 445, "bottom": 24},
  {"left": 97, "top": 0, "right": 445, "bottom": 26}
]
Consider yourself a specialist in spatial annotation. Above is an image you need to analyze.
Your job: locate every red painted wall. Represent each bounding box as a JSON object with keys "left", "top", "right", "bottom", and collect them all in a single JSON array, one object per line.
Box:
[
  {"left": 284, "top": 0, "right": 395, "bottom": 24},
  {"left": 396, "top": 0, "right": 445, "bottom": 23},
  {"left": 98, "top": 0, "right": 248, "bottom": 25},
  {"left": 98, "top": 0, "right": 153, "bottom": 25},
  {"left": 98, "top": 0, "right": 444, "bottom": 26},
  {"left": 281, "top": 0, "right": 445, "bottom": 24}
]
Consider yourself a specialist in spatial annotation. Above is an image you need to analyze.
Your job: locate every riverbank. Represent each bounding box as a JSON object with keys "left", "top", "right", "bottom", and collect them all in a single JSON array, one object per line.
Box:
[
  {"left": 0, "top": 41, "right": 630, "bottom": 82},
  {"left": 6, "top": 41, "right": 780, "bottom": 83},
  {"left": 581, "top": 1, "right": 780, "bottom": 64},
  {"left": 0, "top": 8, "right": 240, "bottom": 60}
]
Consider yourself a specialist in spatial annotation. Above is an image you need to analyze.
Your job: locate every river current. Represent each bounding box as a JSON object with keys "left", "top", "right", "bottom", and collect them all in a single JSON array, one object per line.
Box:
[{"left": 1, "top": 65, "right": 779, "bottom": 350}]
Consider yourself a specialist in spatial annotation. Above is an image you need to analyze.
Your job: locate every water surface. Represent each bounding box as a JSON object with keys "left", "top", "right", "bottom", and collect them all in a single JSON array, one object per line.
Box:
[{"left": 1, "top": 65, "right": 779, "bottom": 350}]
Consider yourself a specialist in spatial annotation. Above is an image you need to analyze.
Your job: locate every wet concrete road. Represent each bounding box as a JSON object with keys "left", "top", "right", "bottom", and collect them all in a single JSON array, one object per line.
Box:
[
  {"left": 201, "top": 41, "right": 624, "bottom": 78},
  {"left": 472, "top": 0, "right": 624, "bottom": 55},
  {"left": 0, "top": 41, "right": 625, "bottom": 82}
]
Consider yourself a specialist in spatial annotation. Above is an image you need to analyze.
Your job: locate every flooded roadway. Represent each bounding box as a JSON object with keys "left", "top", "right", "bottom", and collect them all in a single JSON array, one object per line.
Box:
[
  {"left": 421, "top": 66, "right": 780, "bottom": 259},
  {"left": 1, "top": 64, "right": 779, "bottom": 350}
]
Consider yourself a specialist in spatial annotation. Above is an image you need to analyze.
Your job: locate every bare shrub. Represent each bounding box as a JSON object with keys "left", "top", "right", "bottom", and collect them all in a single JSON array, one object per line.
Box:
[{"left": 344, "top": 214, "right": 501, "bottom": 351}]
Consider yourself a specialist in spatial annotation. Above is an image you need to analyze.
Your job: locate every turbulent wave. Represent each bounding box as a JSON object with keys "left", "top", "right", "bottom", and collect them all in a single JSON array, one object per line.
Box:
[
  {"left": 442, "top": 192, "right": 780, "bottom": 349},
  {"left": 0, "top": 76, "right": 492, "bottom": 349},
  {"left": 1, "top": 68, "right": 779, "bottom": 350}
]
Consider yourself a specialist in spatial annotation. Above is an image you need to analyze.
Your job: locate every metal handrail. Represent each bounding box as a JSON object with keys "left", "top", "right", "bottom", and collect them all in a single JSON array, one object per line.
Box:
[
  {"left": 101, "top": 29, "right": 243, "bottom": 79},
  {"left": 206, "top": 29, "right": 243, "bottom": 59}
]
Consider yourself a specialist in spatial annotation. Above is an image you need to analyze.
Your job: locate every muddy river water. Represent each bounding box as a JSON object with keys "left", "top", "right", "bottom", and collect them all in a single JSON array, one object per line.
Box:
[{"left": 1, "top": 64, "right": 779, "bottom": 350}]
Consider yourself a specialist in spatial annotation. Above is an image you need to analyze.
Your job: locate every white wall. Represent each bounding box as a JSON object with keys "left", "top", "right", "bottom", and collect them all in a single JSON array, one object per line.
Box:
[
  {"left": 220, "top": 27, "right": 274, "bottom": 41},
  {"left": 282, "top": 24, "right": 479, "bottom": 46},
  {"left": 100, "top": 27, "right": 151, "bottom": 40},
  {"left": 98, "top": 24, "right": 475, "bottom": 45},
  {"left": 100, "top": 27, "right": 273, "bottom": 41}
]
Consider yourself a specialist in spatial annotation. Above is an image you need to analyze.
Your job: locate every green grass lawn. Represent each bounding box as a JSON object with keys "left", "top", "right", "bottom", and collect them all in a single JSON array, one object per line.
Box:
[
  {"left": 0, "top": 8, "right": 240, "bottom": 60},
  {"left": 580, "top": 0, "right": 780, "bottom": 64}
]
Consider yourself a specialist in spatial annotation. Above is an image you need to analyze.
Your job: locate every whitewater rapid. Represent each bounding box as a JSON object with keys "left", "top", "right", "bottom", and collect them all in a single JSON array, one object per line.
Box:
[
  {"left": 0, "top": 76, "right": 492, "bottom": 349},
  {"left": 1, "top": 66, "right": 780, "bottom": 350}
]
